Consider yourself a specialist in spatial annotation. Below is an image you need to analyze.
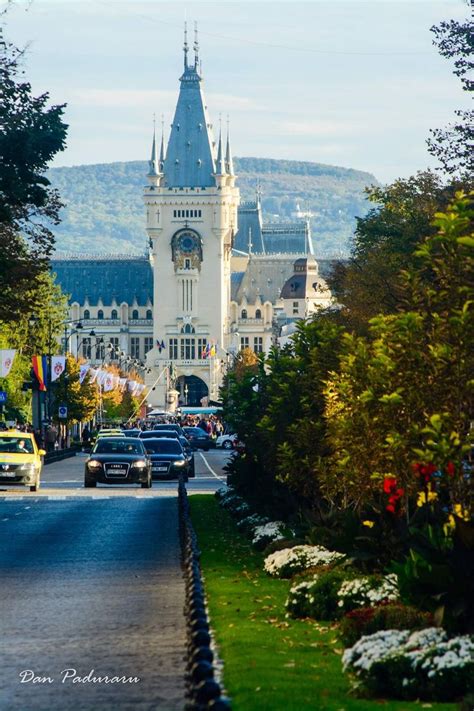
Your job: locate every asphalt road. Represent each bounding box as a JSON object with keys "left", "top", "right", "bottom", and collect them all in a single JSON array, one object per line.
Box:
[{"left": 0, "top": 450, "right": 231, "bottom": 710}]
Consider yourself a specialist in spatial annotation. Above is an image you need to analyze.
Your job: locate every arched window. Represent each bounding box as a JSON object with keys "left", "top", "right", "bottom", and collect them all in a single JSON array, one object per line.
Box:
[
  {"left": 132, "top": 309, "right": 139, "bottom": 320},
  {"left": 181, "top": 324, "right": 195, "bottom": 334},
  {"left": 241, "top": 309, "right": 247, "bottom": 319},
  {"left": 83, "top": 309, "right": 90, "bottom": 320},
  {"left": 255, "top": 309, "right": 262, "bottom": 319},
  {"left": 111, "top": 309, "right": 118, "bottom": 320},
  {"left": 146, "top": 309, "right": 152, "bottom": 320},
  {"left": 97, "top": 310, "right": 104, "bottom": 320}
]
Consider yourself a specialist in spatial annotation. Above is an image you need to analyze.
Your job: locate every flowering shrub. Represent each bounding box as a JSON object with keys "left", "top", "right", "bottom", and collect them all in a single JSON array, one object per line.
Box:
[
  {"left": 342, "top": 628, "right": 474, "bottom": 701},
  {"left": 337, "top": 574, "right": 399, "bottom": 612},
  {"left": 339, "top": 603, "right": 434, "bottom": 647},
  {"left": 236, "top": 513, "right": 269, "bottom": 532},
  {"left": 286, "top": 569, "right": 353, "bottom": 620},
  {"left": 251, "top": 521, "right": 286, "bottom": 549},
  {"left": 264, "top": 545, "right": 346, "bottom": 578}
]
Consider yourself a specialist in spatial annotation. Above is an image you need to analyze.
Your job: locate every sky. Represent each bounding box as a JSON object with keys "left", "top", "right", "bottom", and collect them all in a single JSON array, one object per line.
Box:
[{"left": 2, "top": 0, "right": 471, "bottom": 182}]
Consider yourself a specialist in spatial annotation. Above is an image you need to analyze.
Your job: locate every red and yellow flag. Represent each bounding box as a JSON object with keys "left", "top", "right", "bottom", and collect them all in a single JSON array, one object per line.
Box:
[{"left": 32, "top": 355, "right": 48, "bottom": 391}]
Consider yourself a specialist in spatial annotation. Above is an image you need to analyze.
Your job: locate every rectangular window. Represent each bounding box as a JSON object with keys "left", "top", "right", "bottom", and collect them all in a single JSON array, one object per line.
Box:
[
  {"left": 198, "top": 210, "right": 202, "bottom": 217},
  {"left": 170, "top": 338, "right": 178, "bottom": 360},
  {"left": 186, "top": 210, "right": 189, "bottom": 218},
  {"left": 184, "top": 338, "right": 195, "bottom": 360},
  {"left": 253, "top": 337, "right": 263, "bottom": 353},
  {"left": 173, "top": 210, "right": 176, "bottom": 218},
  {"left": 240, "top": 337, "right": 249, "bottom": 350},
  {"left": 96, "top": 341, "right": 105, "bottom": 360},
  {"left": 197, "top": 338, "right": 207, "bottom": 360},
  {"left": 293, "top": 302, "right": 299, "bottom": 307},
  {"left": 131, "top": 337, "right": 140, "bottom": 359},
  {"left": 82, "top": 338, "right": 91, "bottom": 359},
  {"left": 144, "top": 337, "right": 154, "bottom": 354}
]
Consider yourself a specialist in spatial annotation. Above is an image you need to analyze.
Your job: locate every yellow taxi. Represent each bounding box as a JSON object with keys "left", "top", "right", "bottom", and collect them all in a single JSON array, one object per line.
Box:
[{"left": 0, "top": 430, "right": 46, "bottom": 492}]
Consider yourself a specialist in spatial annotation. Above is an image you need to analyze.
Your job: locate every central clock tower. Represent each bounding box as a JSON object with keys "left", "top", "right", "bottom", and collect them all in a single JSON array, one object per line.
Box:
[{"left": 144, "top": 29, "right": 239, "bottom": 409}]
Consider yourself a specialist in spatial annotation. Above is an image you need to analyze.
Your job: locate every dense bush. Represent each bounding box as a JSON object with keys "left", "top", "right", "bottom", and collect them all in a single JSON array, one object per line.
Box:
[
  {"left": 286, "top": 568, "right": 351, "bottom": 620},
  {"left": 339, "top": 603, "right": 433, "bottom": 647},
  {"left": 264, "top": 545, "right": 346, "bottom": 579},
  {"left": 342, "top": 628, "right": 474, "bottom": 701}
]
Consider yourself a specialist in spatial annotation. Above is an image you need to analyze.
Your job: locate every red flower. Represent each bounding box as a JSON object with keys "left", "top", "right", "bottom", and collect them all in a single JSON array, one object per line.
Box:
[
  {"left": 413, "top": 462, "right": 437, "bottom": 483},
  {"left": 383, "top": 477, "right": 398, "bottom": 494},
  {"left": 446, "top": 461, "right": 456, "bottom": 478},
  {"left": 386, "top": 503, "right": 396, "bottom": 513}
]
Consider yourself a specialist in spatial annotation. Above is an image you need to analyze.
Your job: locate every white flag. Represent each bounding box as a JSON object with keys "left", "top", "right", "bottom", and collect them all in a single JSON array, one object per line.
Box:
[
  {"left": 88, "top": 368, "right": 98, "bottom": 383},
  {"left": 119, "top": 378, "right": 127, "bottom": 391},
  {"left": 96, "top": 370, "right": 107, "bottom": 386},
  {"left": 103, "top": 374, "right": 114, "bottom": 392},
  {"left": 0, "top": 349, "right": 16, "bottom": 377},
  {"left": 51, "top": 356, "right": 66, "bottom": 382},
  {"left": 127, "top": 380, "right": 138, "bottom": 394},
  {"left": 137, "top": 384, "right": 145, "bottom": 394},
  {"left": 79, "top": 364, "right": 90, "bottom": 384}
]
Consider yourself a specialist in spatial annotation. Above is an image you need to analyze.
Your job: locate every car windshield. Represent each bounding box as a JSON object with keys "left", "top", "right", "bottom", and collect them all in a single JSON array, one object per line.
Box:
[
  {"left": 0, "top": 437, "right": 34, "bottom": 454},
  {"left": 145, "top": 440, "right": 182, "bottom": 454},
  {"left": 94, "top": 439, "right": 143, "bottom": 454}
]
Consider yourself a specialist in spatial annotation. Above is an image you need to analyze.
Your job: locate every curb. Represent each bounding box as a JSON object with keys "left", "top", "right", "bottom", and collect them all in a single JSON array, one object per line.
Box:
[
  {"left": 178, "top": 478, "right": 231, "bottom": 711},
  {"left": 44, "top": 449, "right": 77, "bottom": 465}
]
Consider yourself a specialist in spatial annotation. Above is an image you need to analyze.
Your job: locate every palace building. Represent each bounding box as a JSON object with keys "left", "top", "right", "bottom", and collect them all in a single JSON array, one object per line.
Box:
[{"left": 51, "top": 31, "right": 333, "bottom": 408}]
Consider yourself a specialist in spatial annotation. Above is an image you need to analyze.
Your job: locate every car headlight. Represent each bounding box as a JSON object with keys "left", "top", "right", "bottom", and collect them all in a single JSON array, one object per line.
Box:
[
  {"left": 17, "top": 463, "right": 36, "bottom": 472},
  {"left": 173, "top": 459, "right": 186, "bottom": 467},
  {"left": 87, "top": 460, "right": 102, "bottom": 468},
  {"left": 134, "top": 460, "right": 147, "bottom": 468}
]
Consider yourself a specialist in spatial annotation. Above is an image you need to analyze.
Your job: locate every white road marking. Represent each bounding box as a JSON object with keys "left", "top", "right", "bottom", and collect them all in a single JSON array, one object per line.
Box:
[{"left": 198, "top": 452, "right": 226, "bottom": 481}]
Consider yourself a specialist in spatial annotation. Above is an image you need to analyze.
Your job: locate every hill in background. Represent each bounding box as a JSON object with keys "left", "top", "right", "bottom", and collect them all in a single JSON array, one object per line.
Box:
[{"left": 48, "top": 158, "right": 378, "bottom": 257}]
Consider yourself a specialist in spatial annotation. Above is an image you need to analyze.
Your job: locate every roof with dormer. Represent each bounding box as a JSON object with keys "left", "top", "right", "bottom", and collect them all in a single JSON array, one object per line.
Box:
[
  {"left": 163, "top": 49, "right": 217, "bottom": 188},
  {"left": 51, "top": 255, "right": 153, "bottom": 306}
]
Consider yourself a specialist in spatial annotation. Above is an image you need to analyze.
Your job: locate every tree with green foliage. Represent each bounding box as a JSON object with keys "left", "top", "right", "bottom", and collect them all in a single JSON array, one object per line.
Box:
[
  {"left": 52, "top": 354, "right": 99, "bottom": 426},
  {"left": 0, "top": 272, "right": 68, "bottom": 422},
  {"left": 0, "top": 24, "right": 67, "bottom": 323},
  {"left": 427, "top": 17, "right": 473, "bottom": 179},
  {"left": 329, "top": 171, "right": 466, "bottom": 333},
  {"left": 324, "top": 193, "right": 474, "bottom": 518}
]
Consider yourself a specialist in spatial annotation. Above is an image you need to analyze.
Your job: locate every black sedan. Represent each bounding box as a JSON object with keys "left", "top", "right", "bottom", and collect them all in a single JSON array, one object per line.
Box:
[
  {"left": 142, "top": 438, "right": 191, "bottom": 480},
  {"left": 182, "top": 426, "right": 212, "bottom": 451},
  {"left": 84, "top": 437, "right": 152, "bottom": 488}
]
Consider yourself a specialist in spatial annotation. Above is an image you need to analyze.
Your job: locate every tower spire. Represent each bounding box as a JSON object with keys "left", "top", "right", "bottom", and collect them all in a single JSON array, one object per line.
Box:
[
  {"left": 183, "top": 21, "right": 189, "bottom": 70},
  {"left": 148, "top": 114, "right": 159, "bottom": 176},
  {"left": 159, "top": 114, "right": 165, "bottom": 171},
  {"left": 194, "top": 21, "right": 199, "bottom": 69},
  {"left": 216, "top": 116, "right": 226, "bottom": 175},
  {"left": 225, "top": 115, "right": 234, "bottom": 176}
]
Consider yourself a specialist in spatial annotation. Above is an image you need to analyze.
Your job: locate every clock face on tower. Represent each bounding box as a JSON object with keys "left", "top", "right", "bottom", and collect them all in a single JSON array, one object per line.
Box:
[{"left": 171, "top": 229, "right": 203, "bottom": 271}]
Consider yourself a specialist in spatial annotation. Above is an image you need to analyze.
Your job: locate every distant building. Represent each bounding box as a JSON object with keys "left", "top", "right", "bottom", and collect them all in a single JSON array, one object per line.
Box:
[{"left": 51, "top": 30, "right": 336, "bottom": 407}]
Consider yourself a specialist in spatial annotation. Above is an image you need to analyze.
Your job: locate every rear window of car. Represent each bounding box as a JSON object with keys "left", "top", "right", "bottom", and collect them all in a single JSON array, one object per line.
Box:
[
  {"left": 0, "top": 437, "right": 34, "bottom": 454},
  {"left": 144, "top": 440, "right": 182, "bottom": 454},
  {"left": 150, "top": 424, "right": 181, "bottom": 432},
  {"left": 94, "top": 439, "right": 144, "bottom": 454},
  {"left": 140, "top": 430, "right": 179, "bottom": 439},
  {"left": 184, "top": 427, "right": 206, "bottom": 435}
]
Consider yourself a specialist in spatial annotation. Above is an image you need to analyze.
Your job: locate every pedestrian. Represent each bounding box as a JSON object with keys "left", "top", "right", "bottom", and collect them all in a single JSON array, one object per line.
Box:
[
  {"left": 45, "top": 424, "right": 58, "bottom": 453},
  {"left": 82, "top": 425, "right": 91, "bottom": 449}
]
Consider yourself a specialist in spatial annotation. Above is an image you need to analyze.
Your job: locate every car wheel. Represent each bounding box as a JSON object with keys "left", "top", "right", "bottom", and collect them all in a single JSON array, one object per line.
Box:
[
  {"left": 84, "top": 479, "right": 97, "bottom": 488},
  {"left": 30, "top": 481, "right": 39, "bottom": 492},
  {"left": 222, "top": 439, "right": 233, "bottom": 450}
]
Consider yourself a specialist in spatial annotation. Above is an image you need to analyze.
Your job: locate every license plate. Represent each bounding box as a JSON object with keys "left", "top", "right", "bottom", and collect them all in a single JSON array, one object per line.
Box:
[
  {"left": 0, "top": 472, "right": 16, "bottom": 478},
  {"left": 108, "top": 468, "right": 126, "bottom": 476},
  {"left": 153, "top": 466, "right": 168, "bottom": 472}
]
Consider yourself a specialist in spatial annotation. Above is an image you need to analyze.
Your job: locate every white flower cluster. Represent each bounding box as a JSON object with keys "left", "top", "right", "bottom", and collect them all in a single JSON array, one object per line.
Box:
[
  {"left": 252, "top": 521, "right": 286, "bottom": 546},
  {"left": 264, "top": 545, "right": 346, "bottom": 578},
  {"left": 337, "top": 574, "right": 399, "bottom": 610},
  {"left": 286, "top": 577, "right": 319, "bottom": 609},
  {"left": 236, "top": 513, "right": 269, "bottom": 532},
  {"left": 342, "top": 628, "right": 474, "bottom": 700}
]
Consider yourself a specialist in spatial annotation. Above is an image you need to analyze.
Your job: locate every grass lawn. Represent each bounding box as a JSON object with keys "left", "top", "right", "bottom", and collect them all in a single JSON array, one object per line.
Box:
[{"left": 190, "top": 495, "right": 458, "bottom": 711}]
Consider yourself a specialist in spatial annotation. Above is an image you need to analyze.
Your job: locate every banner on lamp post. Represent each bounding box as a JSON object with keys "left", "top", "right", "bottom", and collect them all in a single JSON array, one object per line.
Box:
[
  {"left": 0, "top": 350, "right": 16, "bottom": 377},
  {"left": 79, "top": 364, "right": 90, "bottom": 384},
  {"left": 51, "top": 356, "right": 66, "bottom": 382}
]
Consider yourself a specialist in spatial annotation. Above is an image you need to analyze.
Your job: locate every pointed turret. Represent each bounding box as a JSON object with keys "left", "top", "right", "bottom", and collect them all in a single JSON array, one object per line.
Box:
[
  {"left": 159, "top": 116, "right": 165, "bottom": 172},
  {"left": 216, "top": 127, "right": 226, "bottom": 175},
  {"left": 163, "top": 27, "right": 217, "bottom": 189},
  {"left": 148, "top": 119, "right": 159, "bottom": 177},
  {"left": 225, "top": 121, "right": 234, "bottom": 176}
]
